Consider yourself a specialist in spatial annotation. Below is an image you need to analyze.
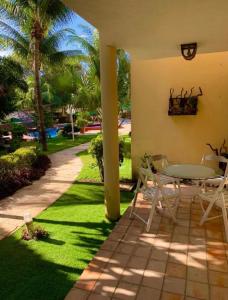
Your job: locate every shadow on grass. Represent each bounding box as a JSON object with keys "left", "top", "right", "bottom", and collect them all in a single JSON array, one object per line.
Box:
[{"left": 0, "top": 182, "right": 133, "bottom": 300}]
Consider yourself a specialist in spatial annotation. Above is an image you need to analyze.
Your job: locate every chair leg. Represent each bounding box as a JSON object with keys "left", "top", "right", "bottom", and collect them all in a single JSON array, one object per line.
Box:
[
  {"left": 199, "top": 198, "right": 216, "bottom": 226},
  {"left": 221, "top": 201, "right": 228, "bottom": 242},
  {"left": 164, "top": 198, "right": 177, "bottom": 223},
  {"left": 146, "top": 200, "right": 157, "bottom": 232},
  {"left": 130, "top": 192, "right": 138, "bottom": 219}
]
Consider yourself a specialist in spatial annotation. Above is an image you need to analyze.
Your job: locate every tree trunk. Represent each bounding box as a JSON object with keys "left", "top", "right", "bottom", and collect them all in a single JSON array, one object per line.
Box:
[{"left": 34, "top": 37, "right": 47, "bottom": 151}]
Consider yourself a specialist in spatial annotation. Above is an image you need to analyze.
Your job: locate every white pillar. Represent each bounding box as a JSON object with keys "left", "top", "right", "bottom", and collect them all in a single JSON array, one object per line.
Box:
[{"left": 100, "top": 38, "right": 120, "bottom": 221}]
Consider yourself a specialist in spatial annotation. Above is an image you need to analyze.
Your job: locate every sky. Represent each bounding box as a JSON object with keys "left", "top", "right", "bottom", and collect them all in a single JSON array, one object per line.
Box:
[{"left": 0, "top": 11, "right": 95, "bottom": 57}]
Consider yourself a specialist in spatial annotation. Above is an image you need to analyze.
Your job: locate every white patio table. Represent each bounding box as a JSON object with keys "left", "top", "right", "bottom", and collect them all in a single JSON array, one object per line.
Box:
[{"left": 160, "top": 164, "right": 217, "bottom": 180}]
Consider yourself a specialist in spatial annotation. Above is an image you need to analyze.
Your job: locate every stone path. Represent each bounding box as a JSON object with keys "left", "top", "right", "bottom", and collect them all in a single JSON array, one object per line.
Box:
[{"left": 0, "top": 142, "right": 89, "bottom": 240}]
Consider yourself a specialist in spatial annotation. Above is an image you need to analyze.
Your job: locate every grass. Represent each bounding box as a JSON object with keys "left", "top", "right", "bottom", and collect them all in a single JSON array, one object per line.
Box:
[
  {"left": 0, "top": 134, "right": 97, "bottom": 157},
  {"left": 0, "top": 135, "right": 133, "bottom": 300},
  {"left": 77, "top": 150, "right": 132, "bottom": 181},
  {"left": 0, "top": 183, "right": 133, "bottom": 300},
  {"left": 77, "top": 135, "right": 132, "bottom": 182},
  {"left": 22, "top": 134, "right": 97, "bottom": 155}
]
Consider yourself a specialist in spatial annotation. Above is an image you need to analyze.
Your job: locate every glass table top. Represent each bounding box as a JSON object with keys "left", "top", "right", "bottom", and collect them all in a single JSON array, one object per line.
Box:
[{"left": 161, "top": 164, "right": 217, "bottom": 180}]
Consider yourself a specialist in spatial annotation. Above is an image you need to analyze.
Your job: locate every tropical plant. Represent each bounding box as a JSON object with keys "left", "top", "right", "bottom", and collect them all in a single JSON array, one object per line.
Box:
[
  {"left": 89, "top": 135, "right": 124, "bottom": 182},
  {"left": 0, "top": 57, "right": 27, "bottom": 118},
  {"left": 68, "top": 27, "right": 130, "bottom": 119},
  {"left": 0, "top": 0, "right": 77, "bottom": 150}
]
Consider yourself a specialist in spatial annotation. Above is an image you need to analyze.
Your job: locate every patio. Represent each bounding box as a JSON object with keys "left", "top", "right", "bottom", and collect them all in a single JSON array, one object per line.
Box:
[{"left": 66, "top": 184, "right": 228, "bottom": 300}]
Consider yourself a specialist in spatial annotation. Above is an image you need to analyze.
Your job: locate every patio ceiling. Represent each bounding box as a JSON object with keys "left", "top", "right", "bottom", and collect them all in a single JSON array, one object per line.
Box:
[{"left": 63, "top": 0, "right": 228, "bottom": 59}]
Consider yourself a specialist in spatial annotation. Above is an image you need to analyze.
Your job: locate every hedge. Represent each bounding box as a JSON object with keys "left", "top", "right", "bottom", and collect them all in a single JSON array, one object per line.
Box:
[{"left": 0, "top": 146, "right": 51, "bottom": 199}]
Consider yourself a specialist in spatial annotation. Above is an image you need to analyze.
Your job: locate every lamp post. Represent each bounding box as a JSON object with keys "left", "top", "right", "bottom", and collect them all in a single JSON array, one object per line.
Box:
[
  {"left": 66, "top": 104, "right": 76, "bottom": 141},
  {"left": 23, "top": 212, "right": 33, "bottom": 237}
]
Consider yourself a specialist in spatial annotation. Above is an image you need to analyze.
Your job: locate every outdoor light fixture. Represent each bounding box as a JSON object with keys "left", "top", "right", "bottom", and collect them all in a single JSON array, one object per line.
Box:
[
  {"left": 181, "top": 43, "right": 197, "bottom": 60},
  {"left": 24, "top": 212, "right": 33, "bottom": 235}
]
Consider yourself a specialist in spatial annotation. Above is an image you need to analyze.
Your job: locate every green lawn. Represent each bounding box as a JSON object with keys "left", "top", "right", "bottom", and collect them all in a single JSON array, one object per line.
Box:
[
  {"left": 0, "top": 183, "right": 133, "bottom": 300},
  {"left": 77, "top": 150, "right": 132, "bottom": 182},
  {"left": 23, "top": 134, "right": 97, "bottom": 155},
  {"left": 0, "top": 135, "right": 133, "bottom": 300},
  {"left": 77, "top": 135, "right": 132, "bottom": 182}
]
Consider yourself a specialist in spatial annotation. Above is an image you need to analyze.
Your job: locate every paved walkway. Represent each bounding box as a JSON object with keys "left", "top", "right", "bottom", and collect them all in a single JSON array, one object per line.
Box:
[
  {"left": 0, "top": 142, "right": 89, "bottom": 240},
  {"left": 65, "top": 185, "right": 228, "bottom": 300}
]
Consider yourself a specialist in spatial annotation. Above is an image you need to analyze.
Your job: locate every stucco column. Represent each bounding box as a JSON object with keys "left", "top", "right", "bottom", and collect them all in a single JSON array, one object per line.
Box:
[{"left": 100, "top": 39, "right": 120, "bottom": 221}]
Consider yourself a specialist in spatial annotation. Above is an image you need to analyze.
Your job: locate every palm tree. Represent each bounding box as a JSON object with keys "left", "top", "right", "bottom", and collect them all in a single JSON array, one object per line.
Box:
[
  {"left": 0, "top": 0, "right": 75, "bottom": 150},
  {"left": 0, "top": 57, "right": 28, "bottom": 118},
  {"left": 68, "top": 27, "right": 130, "bottom": 121}
]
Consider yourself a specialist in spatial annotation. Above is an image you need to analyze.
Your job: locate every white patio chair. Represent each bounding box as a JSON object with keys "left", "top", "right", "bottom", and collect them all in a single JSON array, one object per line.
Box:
[
  {"left": 148, "top": 154, "right": 179, "bottom": 185},
  {"left": 130, "top": 165, "right": 181, "bottom": 232},
  {"left": 199, "top": 156, "right": 228, "bottom": 241},
  {"left": 201, "top": 154, "right": 225, "bottom": 188}
]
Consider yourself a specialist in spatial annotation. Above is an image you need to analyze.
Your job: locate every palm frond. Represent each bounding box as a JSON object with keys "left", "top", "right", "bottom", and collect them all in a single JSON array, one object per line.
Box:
[
  {"left": 0, "top": 21, "right": 28, "bottom": 48},
  {"left": 68, "top": 33, "right": 98, "bottom": 57},
  {"left": 0, "top": 34, "right": 28, "bottom": 59}
]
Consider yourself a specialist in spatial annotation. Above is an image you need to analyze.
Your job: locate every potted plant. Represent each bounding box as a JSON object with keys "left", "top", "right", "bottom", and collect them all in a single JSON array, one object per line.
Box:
[{"left": 76, "top": 112, "right": 90, "bottom": 134}]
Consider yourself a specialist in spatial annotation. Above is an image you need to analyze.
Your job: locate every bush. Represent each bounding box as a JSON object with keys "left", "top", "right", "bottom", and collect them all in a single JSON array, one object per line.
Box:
[
  {"left": 10, "top": 123, "right": 26, "bottom": 138},
  {"left": 62, "top": 124, "right": 79, "bottom": 138},
  {"left": 22, "top": 226, "right": 49, "bottom": 241},
  {"left": 0, "top": 146, "right": 51, "bottom": 200},
  {"left": 76, "top": 111, "right": 90, "bottom": 129},
  {"left": 89, "top": 135, "right": 124, "bottom": 182}
]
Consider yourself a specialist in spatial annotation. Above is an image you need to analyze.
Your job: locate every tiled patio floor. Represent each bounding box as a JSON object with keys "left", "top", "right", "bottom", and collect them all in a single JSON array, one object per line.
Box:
[{"left": 65, "top": 185, "right": 228, "bottom": 300}]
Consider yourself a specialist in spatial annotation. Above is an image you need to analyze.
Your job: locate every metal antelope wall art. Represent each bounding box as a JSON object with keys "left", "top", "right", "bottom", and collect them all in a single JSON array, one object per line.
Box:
[{"left": 168, "top": 87, "right": 203, "bottom": 115}]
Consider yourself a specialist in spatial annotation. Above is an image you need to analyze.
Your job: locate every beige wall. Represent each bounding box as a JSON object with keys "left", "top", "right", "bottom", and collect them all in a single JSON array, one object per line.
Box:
[{"left": 131, "top": 51, "right": 228, "bottom": 175}]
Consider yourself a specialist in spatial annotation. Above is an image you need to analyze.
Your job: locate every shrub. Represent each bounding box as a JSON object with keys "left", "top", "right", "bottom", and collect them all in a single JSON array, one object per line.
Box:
[
  {"left": 22, "top": 226, "right": 49, "bottom": 241},
  {"left": 76, "top": 111, "right": 90, "bottom": 129},
  {"left": 10, "top": 123, "right": 26, "bottom": 138},
  {"left": 0, "top": 146, "right": 50, "bottom": 200},
  {"left": 14, "top": 146, "right": 37, "bottom": 167},
  {"left": 62, "top": 124, "right": 79, "bottom": 138},
  {"left": 89, "top": 135, "right": 124, "bottom": 182}
]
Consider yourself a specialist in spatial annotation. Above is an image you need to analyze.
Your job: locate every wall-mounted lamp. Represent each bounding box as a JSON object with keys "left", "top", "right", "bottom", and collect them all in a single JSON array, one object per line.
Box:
[{"left": 181, "top": 43, "right": 197, "bottom": 60}]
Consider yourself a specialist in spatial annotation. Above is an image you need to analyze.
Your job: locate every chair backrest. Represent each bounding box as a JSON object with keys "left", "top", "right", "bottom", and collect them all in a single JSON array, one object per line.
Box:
[
  {"left": 150, "top": 154, "right": 169, "bottom": 172},
  {"left": 201, "top": 154, "right": 228, "bottom": 175},
  {"left": 217, "top": 157, "right": 228, "bottom": 191}
]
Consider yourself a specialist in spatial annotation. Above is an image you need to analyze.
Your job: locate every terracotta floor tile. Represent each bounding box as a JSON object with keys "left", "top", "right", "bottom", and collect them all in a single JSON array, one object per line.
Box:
[
  {"left": 186, "top": 281, "right": 209, "bottom": 299},
  {"left": 142, "top": 259, "right": 166, "bottom": 289},
  {"left": 187, "top": 266, "right": 208, "bottom": 283},
  {"left": 127, "top": 256, "right": 148, "bottom": 269},
  {"left": 66, "top": 186, "right": 228, "bottom": 300},
  {"left": 136, "top": 286, "right": 160, "bottom": 300},
  {"left": 190, "top": 228, "right": 206, "bottom": 238},
  {"left": 133, "top": 245, "right": 151, "bottom": 258},
  {"left": 116, "top": 242, "right": 135, "bottom": 255},
  {"left": 121, "top": 267, "right": 144, "bottom": 285},
  {"left": 208, "top": 259, "right": 228, "bottom": 273},
  {"left": 209, "top": 270, "right": 228, "bottom": 287},
  {"left": 172, "top": 234, "right": 189, "bottom": 244},
  {"left": 151, "top": 247, "right": 169, "bottom": 261},
  {"left": 88, "top": 293, "right": 111, "bottom": 300},
  {"left": 187, "top": 255, "right": 207, "bottom": 269},
  {"left": 114, "top": 282, "right": 139, "bottom": 300},
  {"left": 210, "top": 286, "right": 228, "bottom": 300},
  {"left": 163, "top": 276, "right": 186, "bottom": 295},
  {"left": 142, "top": 269, "right": 164, "bottom": 289},
  {"left": 166, "top": 262, "right": 186, "bottom": 279},
  {"left": 92, "top": 278, "right": 118, "bottom": 297},
  {"left": 173, "top": 226, "right": 189, "bottom": 236},
  {"left": 206, "top": 229, "right": 223, "bottom": 240},
  {"left": 109, "top": 253, "right": 129, "bottom": 267},
  {"left": 170, "top": 242, "right": 188, "bottom": 252},
  {"left": 65, "top": 288, "right": 90, "bottom": 300},
  {"left": 161, "top": 291, "right": 184, "bottom": 300},
  {"left": 169, "top": 251, "right": 187, "bottom": 265}
]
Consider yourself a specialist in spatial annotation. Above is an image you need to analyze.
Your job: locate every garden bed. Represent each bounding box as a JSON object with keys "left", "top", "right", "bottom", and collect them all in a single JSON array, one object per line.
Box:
[{"left": 0, "top": 146, "right": 51, "bottom": 200}]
